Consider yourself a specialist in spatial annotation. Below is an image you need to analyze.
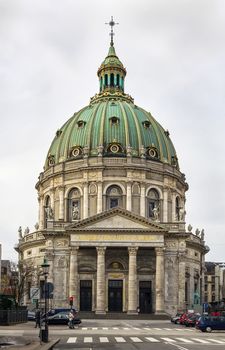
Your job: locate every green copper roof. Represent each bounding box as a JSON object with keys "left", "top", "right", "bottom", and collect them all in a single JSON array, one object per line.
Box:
[
  {"left": 44, "top": 43, "right": 179, "bottom": 170},
  {"left": 45, "top": 99, "right": 178, "bottom": 169}
]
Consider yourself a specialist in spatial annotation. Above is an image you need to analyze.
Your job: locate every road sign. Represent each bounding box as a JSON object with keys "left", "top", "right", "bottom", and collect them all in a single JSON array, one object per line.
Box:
[{"left": 30, "top": 287, "right": 40, "bottom": 300}]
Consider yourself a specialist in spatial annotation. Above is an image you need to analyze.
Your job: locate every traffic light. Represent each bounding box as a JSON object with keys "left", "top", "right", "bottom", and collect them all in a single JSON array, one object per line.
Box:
[{"left": 69, "top": 296, "right": 73, "bottom": 306}]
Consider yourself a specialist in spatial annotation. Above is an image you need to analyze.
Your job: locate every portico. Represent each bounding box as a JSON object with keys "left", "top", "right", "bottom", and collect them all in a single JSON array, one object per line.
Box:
[{"left": 66, "top": 207, "right": 166, "bottom": 314}]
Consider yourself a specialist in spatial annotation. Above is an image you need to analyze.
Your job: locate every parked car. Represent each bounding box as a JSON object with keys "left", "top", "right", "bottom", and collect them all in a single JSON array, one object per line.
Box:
[
  {"left": 196, "top": 315, "right": 225, "bottom": 332},
  {"left": 171, "top": 313, "right": 182, "bottom": 324},
  {"left": 47, "top": 311, "right": 81, "bottom": 325},
  {"left": 47, "top": 308, "right": 77, "bottom": 317},
  {"left": 27, "top": 310, "right": 35, "bottom": 321},
  {"left": 184, "top": 313, "right": 200, "bottom": 327},
  {"left": 179, "top": 312, "right": 195, "bottom": 325}
]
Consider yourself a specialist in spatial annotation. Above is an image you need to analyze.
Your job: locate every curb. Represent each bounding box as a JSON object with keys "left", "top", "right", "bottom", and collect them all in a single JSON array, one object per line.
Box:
[{"left": 7, "top": 338, "right": 60, "bottom": 350}]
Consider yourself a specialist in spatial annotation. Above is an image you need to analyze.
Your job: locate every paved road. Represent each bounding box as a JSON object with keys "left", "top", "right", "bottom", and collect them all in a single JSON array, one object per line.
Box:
[{"left": 1, "top": 320, "right": 225, "bottom": 350}]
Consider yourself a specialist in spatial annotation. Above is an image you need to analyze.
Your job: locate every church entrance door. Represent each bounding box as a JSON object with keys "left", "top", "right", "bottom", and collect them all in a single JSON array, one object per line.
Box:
[
  {"left": 139, "top": 281, "right": 152, "bottom": 313},
  {"left": 80, "top": 280, "right": 92, "bottom": 311},
  {"left": 108, "top": 280, "right": 123, "bottom": 312}
]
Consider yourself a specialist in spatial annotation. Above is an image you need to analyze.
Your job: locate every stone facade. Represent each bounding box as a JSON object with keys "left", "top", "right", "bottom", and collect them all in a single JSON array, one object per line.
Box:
[{"left": 15, "top": 38, "right": 209, "bottom": 315}]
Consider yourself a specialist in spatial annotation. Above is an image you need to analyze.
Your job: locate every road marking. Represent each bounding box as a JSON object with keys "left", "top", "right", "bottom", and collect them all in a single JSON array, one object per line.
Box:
[
  {"left": 84, "top": 337, "right": 93, "bottom": 343},
  {"left": 102, "top": 327, "right": 108, "bottom": 330},
  {"left": 92, "top": 327, "right": 98, "bottom": 330},
  {"left": 175, "top": 328, "right": 183, "bottom": 331},
  {"left": 113, "top": 327, "right": 119, "bottom": 330},
  {"left": 208, "top": 339, "right": 225, "bottom": 344},
  {"left": 67, "top": 337, "right": 77, "bottom": 343},
  {"left": 123, "top": 327, "right": 129, "bottom": 330},
  {"left": 82, "top": 327, "right": 87, "bottom": 330},
  {"left": 99, "top": 337, "right": 109, "bottom": 343},
  {"left": 145, "top": 337, "right": 160, "bottom": 342},
  {"left": 175, "top": 338, "right": 193, "bottom": 343},
  {"left": 164, "top": 328, "right": 172, "bottom": 331},
  {"left": 153, "top": 327, "right": 161, "bottom": 330},
  {"left": 161, "top": 337, "right": 176, "bottom": 342},
  {"left": 115, "top": 337, "right": 126, "bottom": 343},
  {"left": 191, "top": 338, "right": 210, "bottom": 344},
  {"left": 144, "top": 327, "right": 151, "bottom": 330},
  {"left": 132, "top": 327, "right": 141, "bottom": 330},
  {"left": 130, "top": 337, "right": 143, "bottom": 342}
]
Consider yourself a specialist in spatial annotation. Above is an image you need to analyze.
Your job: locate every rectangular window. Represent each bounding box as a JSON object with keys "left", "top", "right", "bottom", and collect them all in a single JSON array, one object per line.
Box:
[
  {"left": 212, "top": 284, "right": 215, "bottom": 291},
  {"left": 204, "top": 284, "right": 208, "bottom": 291},
  {"left": 110, "top": 198, "right": 118, "bottom": 208}
]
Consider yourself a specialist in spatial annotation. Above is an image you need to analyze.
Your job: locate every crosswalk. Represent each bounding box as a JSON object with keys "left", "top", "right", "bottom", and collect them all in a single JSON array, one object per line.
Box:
[
  {"left": 66, "top": 336, "right": 225, "bottom": 344},
  {"left": 78, "top": 326, "right": 194, "bottom": 331}
]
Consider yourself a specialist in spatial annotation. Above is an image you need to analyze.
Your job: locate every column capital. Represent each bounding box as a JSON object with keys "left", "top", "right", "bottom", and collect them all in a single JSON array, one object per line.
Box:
[
  {"left": 96, "top": 246, "right": 106, "bottom": 255},
  {"left": 70, "top": 246, "right": 79, "bottom": 253},
  {"left": 155, "top": 247, "right": 165, "bottom": 256},
  {"left": 57, "top": 185, "right": 65, "bottom": 191},
  {"left": 128, "top": 246, "right": 138, "bottom": 256}
]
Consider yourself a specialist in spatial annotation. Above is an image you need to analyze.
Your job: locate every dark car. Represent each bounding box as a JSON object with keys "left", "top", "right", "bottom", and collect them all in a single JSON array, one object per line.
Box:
[
  {"left": 27, "top": 310, "right": 35, "bottom": 321},
  {"left": 196, "top": 315, "right": 225, "bottom": 332},
  {"left": 171, "top": 313, "right": 182, "bottom": 324},
  {"left": 47, "top": 311, "right": 81, "bottom": 325},
  {"left": 47, "top": 308, "right": 76, "bottom": 317},
  {"left": 184, "top": 313, "right": 200, "bottom": 327}
]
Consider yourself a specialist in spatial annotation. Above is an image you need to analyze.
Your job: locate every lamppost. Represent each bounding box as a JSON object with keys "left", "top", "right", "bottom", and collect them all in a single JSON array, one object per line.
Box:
[{"left": 41, "top": 257, "right": 49, "bottom": 343}]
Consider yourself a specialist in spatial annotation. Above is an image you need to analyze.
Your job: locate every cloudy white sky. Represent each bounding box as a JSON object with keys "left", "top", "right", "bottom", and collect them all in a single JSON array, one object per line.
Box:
[{"left": 0, "top": 0, "right": 225, "bottom": 262}]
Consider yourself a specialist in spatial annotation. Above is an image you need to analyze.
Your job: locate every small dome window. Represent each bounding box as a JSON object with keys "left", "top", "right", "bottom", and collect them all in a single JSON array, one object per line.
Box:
[
  {"left": 142, "top": 120, "right": 151, "bottom": 128},
  {"left": 147, "top": 147, "right": 159, "bottom": 159},
  {"left": 110, "top": 116, "right": 119, "bottom": 125},
  {"left": 70, "top": 146, "right": 82, "bottom": 158},
  {"left": 77, "top": 120, "right": 86, "bottom": 128},
  {"left": 56, "top": 129, "right": 62, "bottom": 137},
  {"left": 48, "top": 154, "right": 55, "bottom": 166},
  {"left": 164, "top": 130, "right": 170, "bottom": 137}
]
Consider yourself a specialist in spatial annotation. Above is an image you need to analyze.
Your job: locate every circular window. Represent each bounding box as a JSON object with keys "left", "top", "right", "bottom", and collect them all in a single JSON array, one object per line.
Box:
[
  {"left": 110, "top": 144, "right": 119, "bottom": 153},
  {"left": 71, "top": 147, "right": 80, "bottom": 157},
  {"left": 148, "top": 148, "right": 157, "bottom": 158}
]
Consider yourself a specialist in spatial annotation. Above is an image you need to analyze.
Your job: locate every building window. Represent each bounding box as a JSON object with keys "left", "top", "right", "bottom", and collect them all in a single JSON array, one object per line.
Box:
[
  {"left": 204, "top": 284, "right": 208, "bottom": 292},
  {"left": 212, "top": 295, "right": 215, "bottom": 302},
  {"left": 106, "top": 185, "right": 123, "bottom": 210},
  {"left": 175, "top": 197, "right": 180, "bottom": 220},
  {"left": 212, "top": 284, "right": 215, "bottom": 291},
  {"left": 147, "top": 189, "right": 160, "bottom": 218}
]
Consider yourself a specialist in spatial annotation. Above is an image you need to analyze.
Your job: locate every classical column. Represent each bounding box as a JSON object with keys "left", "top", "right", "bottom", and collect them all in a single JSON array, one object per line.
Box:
[
  {"left": 178, "top": 252, "right": 186, "bottom": 310},
  {"left": 163, "top": 188, "right": 168, "bottom": 222},
  {"left": 69, "top": 247, "right": 79, "bottom": 308},
  {"left": 39, "top": 195, "right": 44, "bottom": 229},
  {"left": 96, "top": 247, "right": 106, "bottom": 314},
  {"left": 128, "top": 247, "right": 138, "bottom": 314},
  {"left": 126, "top": 182, "right": 132, "bottom": 211},
  {"left": 58, "top": 186, "right": 65, "bottom": 220},
  {"left": 172, "top": 192, "right": 176, "bottom": 222},
  {"left": 97, "top": 182, "right": 103, "bottom": 214},
  {"left": 83, "top": 183, "right": 88, "bottom": 219},
  {"left": 140, "top": 184, "right": 145, "bottom": 217},
  {"left": 155, "top": 247, "right": 165, "bottom": 314}
]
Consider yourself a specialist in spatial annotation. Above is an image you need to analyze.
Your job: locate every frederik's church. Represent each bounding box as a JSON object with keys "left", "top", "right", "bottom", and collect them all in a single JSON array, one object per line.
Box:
[{"left": 16, "top": 20, "right": 208, "bottom": 315}]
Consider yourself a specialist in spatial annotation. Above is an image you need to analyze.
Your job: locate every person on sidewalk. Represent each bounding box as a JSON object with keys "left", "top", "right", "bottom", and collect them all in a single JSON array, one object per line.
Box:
[
  {"left": 34, "top": 309, "right": 41, "bottom": 328},
  {"left": 68, "top": 310, "right": 75, "bottom": 329}
]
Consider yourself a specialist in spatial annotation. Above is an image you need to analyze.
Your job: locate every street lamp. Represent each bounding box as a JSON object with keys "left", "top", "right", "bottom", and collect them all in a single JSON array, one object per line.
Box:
[{"left": 41, "top": 257, "right": 50, "bottom": 343}]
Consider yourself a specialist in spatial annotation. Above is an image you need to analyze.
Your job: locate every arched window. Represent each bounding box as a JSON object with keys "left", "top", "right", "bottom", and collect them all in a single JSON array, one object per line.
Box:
[
  {"left": 104, "top": 74, "right": 108, "bottom": 87},
  {"left": 68, "top": 188, "right": 81, "bottom": 221},
  {"left": 176, "top": 197, "right": 180, "bottom": 221},
  {"left": 100, "top": 77, "right": 103, "bottom": 92},
  {"left": 106, "top": 185, "right": 122, "bottom": 209},
  {"left": 147, "top": 189, "right": 160, "bottom": 219},
  {"left": 116, "top": 74, "right": 120, "bottom": 87},
  {"left": 110, "top": 73, "right": 114, "bottom": 87}
]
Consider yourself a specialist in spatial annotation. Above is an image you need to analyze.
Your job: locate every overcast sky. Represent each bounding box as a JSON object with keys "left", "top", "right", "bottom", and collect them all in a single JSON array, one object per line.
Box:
[{"left": 0, "top": 0, "right": 225, "bottom": 262}]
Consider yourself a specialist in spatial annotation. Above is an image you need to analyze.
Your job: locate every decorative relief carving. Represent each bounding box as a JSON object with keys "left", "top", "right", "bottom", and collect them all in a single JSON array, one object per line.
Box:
[
  {"left": 55, "top": 239, "right": 68, "bottom": 247},
  {"left": 165, "top": 241, "right": 177, "bottom": 248},
  {"left": 89, "top": 183, "right": 97, "bottom": 195}
]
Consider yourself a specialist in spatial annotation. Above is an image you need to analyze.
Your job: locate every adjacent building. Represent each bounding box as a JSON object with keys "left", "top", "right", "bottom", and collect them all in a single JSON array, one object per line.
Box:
[{"left": 16, "top": 30, "right": 209, "bottom": 315}]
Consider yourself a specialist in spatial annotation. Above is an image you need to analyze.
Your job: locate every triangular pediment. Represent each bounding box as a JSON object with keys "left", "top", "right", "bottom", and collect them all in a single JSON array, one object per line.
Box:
[{"left": 66, "top": 207, "right": 166, "bottom": 232}]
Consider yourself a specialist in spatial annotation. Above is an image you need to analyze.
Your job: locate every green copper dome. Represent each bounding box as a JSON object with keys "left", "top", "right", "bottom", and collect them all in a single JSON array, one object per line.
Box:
[{"left": 45, "top": 44, "right": 179, "bottom": 170}]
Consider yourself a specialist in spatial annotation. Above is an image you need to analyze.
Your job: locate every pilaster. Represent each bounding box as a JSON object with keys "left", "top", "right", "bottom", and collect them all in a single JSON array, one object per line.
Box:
[{"left": 96, "top": 247, "right": 106, "bottom": 314}]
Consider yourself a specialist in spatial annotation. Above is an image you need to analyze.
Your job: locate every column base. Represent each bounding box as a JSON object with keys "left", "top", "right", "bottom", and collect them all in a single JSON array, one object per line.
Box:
[
  {"left": 95, "top": 310, "right": 106, "bottom": 315},
  {"left": 127, "top": 310, "right": 138, "bottom": 315}
]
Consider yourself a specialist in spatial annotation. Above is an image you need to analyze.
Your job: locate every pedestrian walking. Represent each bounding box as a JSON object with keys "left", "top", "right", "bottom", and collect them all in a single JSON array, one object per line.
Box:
[
  {"left": 68, "top": 310, "right": 75, "bottom": 329},
  {"left": 34, "top": 309, "right": 41, "bottom": 328}
]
